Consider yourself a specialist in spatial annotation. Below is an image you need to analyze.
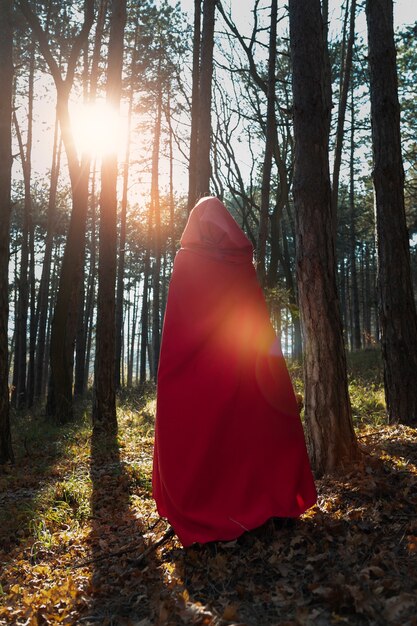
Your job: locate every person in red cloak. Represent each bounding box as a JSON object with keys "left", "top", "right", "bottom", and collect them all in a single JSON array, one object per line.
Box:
[{"left": 152, "top": 196, "right": 316, "bottom": 547}]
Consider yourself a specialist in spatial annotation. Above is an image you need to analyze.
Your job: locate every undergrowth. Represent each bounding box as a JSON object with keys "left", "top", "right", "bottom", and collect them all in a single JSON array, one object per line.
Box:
[{"left": 2, "top": 352, "right": 416, "bottom": 626}]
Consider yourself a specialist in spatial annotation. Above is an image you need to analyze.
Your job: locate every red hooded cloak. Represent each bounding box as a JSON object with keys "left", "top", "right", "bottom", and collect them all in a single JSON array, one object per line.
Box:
[{"left": 152, "top": 197, "right": 316, "bottom": 546}]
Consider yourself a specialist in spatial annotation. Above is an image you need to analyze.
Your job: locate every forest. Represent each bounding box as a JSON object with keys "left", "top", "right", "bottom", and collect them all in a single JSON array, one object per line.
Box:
[{"left": 0, "top": 0, "right": 417, "bottom": 624}]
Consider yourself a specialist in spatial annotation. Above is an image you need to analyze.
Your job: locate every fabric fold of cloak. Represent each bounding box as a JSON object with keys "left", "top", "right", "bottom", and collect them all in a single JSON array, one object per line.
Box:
[{"left": 152, "top": 196, "right": 316, "bottom": 546}]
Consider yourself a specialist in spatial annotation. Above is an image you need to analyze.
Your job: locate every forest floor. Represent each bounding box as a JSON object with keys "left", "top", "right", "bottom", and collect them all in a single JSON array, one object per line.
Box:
[{"left": 1, "top": 352, "right": 417, "bottom": 626}]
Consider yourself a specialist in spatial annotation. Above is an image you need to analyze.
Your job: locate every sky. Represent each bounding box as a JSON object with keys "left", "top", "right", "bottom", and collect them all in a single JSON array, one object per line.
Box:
[
  {"left": 26, "top": 0, "right": 417, "bottom": 186},
  {"left": 179, "top": 0, "right": 417, "bottom": 34}
]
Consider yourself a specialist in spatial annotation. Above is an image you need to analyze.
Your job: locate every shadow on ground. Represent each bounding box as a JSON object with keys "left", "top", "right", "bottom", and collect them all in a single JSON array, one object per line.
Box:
[{"left": 82, "top": 424, "right": 165, "bottom": 624}]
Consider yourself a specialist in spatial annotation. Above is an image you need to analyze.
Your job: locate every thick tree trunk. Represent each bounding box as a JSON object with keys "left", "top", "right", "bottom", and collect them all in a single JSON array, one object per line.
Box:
[
  {"left": 188, "top": 0, "right": 201, "bottom": 211},
  {"left": 256, "top": 0, "right": 277, "bottom": 286},
  {"left": 74, "top": 7, "right": 108, "bottom": 395},
  {"left": 195, "top": 0, "right": 216, "bottom": 198},
  {"left": 289, "top": 0, "right": 358, "bottom": 474},
  {"left": 0, "top": 0, "right": 14, "bottom": 464},
  {"left": 93, "top": 0, "right": 126, "bottom": 431},
  {"left": 74, "top": 278, "right": 87, "bottom": 397},
  {"left": 366, "top": 0, "right": 417, "bottom": 424},
  {"left": 47, "top": 155, "right": 90, "bottom": 422}
]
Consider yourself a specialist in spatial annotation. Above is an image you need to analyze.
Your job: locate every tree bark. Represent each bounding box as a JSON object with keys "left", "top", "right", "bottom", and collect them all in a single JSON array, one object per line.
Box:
[
  {"left": 349, "top": 85, "right": 361, "bottom": 350},
  {"left": 93, "top": 0, "right": 126, "bottom": 431},
  {"left": 256, "top": 0, "right": 277, "bottom": 286},
  {"left": 11, "top": 108, "right": 31, "bottom": 409},
  {"left": 0, "top": 0, "right": 14, "bottom": 464},
  {"left": 115, "top": 18, "right": 136, "bottom": 389},
  {"left": 151, "top": 88, "right": 163, "bottom": 379},
  {"left": 140, "top": 230, "right": 152, "bottom": 384},
  {"left": 195, "top": 0, "right": 216, "bottom": 198},
  {"left": 289, "top": 0, "right": 358, "bottom": 474},
  {"left": 83, "top": 190, "right": 97, "bottom": 393},
  {"left": 75, "top": 3, "right": 108, "bottom": 398},
  {"left": 188, "top": 0, "right": 201, "bottom": 211},
  {"left": 35, "top": 122, "right": 61, "bottom": 402},
  {"left": 331, "top": 0, "right": 356, "bottom": 234},
  {"left": 366, "top": 0, "right": 417, "bottom": 424}
]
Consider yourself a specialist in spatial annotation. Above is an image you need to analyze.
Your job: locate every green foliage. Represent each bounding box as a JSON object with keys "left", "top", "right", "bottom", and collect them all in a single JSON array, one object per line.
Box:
[{"left": 288, "top": 349, "right": 386, "bottom": 427}]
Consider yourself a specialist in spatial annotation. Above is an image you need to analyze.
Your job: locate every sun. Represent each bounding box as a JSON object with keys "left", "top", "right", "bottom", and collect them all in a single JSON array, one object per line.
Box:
[{"left": 71, "top": 102, "right": 125, "bottom": 158}]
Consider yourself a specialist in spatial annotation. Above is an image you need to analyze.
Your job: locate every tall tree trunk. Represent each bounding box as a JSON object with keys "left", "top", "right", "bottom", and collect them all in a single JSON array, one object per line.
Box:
[
  {"left": 27, "top": 185, "right": 37, "bottom": 408},
  {"left": 289, "top": 0, "right": 358, "bottom": 474},
  {"left": 74, "top": 277, "right": 87, "bottom": 397},
  {"left": 25, "top": 40, "right": 36, "bottom": 408},
  {"left": 366, "top": 0, "right": 417, "bottom": 425},
  {"left": 331, "top": 0, "right": 356, "bottom": 233},
  {"left": 12, "top": 42, "right": 35, "bottom": 408},
  {"left": 256, "top": 0, "right": 277, "bottom": 286},
  {"left": 0, "top": 0, "right": 14, "bottom": 464},
  {"left": 321, "top": 0, "right": 332, "bottom": 140},
  {"left": 83, "top": 187, "right": 97, "bottom": 393},
  {"left": 140, "top": 246, "right": 152, "bottom": 384},
  {"left": 75, "top": 4, "right": 107, "bottom": 396},
  {"left": 35, "top": 122, "right": 61, "bottom": 402},
  {"left": 349, "top": 86, "right": 361, "bottom": 350},
  {"left": 166, "top": 92, "right": 176, "bottom": 264},
  {"left": 195, "top": 0, "right": 216, "bottom": 198},
  {"left": 128, "top": 283, "right": 139, "bottom": 387},
  {"left": 188, "top": 0, "right": 201, "bottom": 211},
  {"left": 363, "top": 242, "right": 372, "bottom": 346},
  {"left": 93, "top": 0, "right": 127, "bottom": 431},
  {"left": 46, "top": 155, "right": 90, "bottom": 422},
  {"left": 115, "top": 19, "right": 137, "bottom": 389},
  {"left": 151, "top": 88, "right": 163, "bottom": 379},
  {"left": 281, "top": 218, "right": 302, "bottom": 360},
  {"left": 126, "top": 291, "right": 132, "bottom": 387},
  {"left": 11, "top": 108, "right": 31, "bottom": 409}
]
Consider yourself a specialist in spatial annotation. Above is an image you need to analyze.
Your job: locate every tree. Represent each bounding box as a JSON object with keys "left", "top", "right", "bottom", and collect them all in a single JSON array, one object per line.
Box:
[
  {"left": 195, "top": 0, "right": 216, "bottom": 198},
  {"left": 19, "top": 0, "right": 95, "bottom": 423},
  {"left": 115, "top": 10, "right": 136, "bottom": 390},
  {"left": 331, "top": 0, "right": 356, "bottom": 233},
  {"left": 0, "top": 0, "right": 14, "bottom": 464},
  {"left": 366, "top": 0, "right": 417, "bottom": 425},
  {"left": 151, "top": 86, "right": 163, "bottom": 378},
  {"left": 187, "top": 0, "right": 201, "bottom": 211},
  {"left": 256, "top": 0, "right": 277, "bottom": 286},
  {"left": 12, "top": 38, "right": 36, "bottom": 409},
  {"left": 93, "top": 0, "right": 127, "bottom": 431},
  {"left": 34, "top": 118, "right": 61, "bottom": 402},
  {"left": 289, "top": 0, "right": 359, "bottom": 474}
]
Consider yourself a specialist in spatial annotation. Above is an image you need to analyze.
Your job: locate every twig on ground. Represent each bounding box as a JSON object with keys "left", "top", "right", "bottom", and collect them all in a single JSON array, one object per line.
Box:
[
  {"left": 128, "top": 528, "right": 175, "bottom": 566},
  {"left": 357, "top": 429, "right": 388, "bottom": 439},
  {"left": 74, "top": 519, "right": 173, "bottom": 569}
]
